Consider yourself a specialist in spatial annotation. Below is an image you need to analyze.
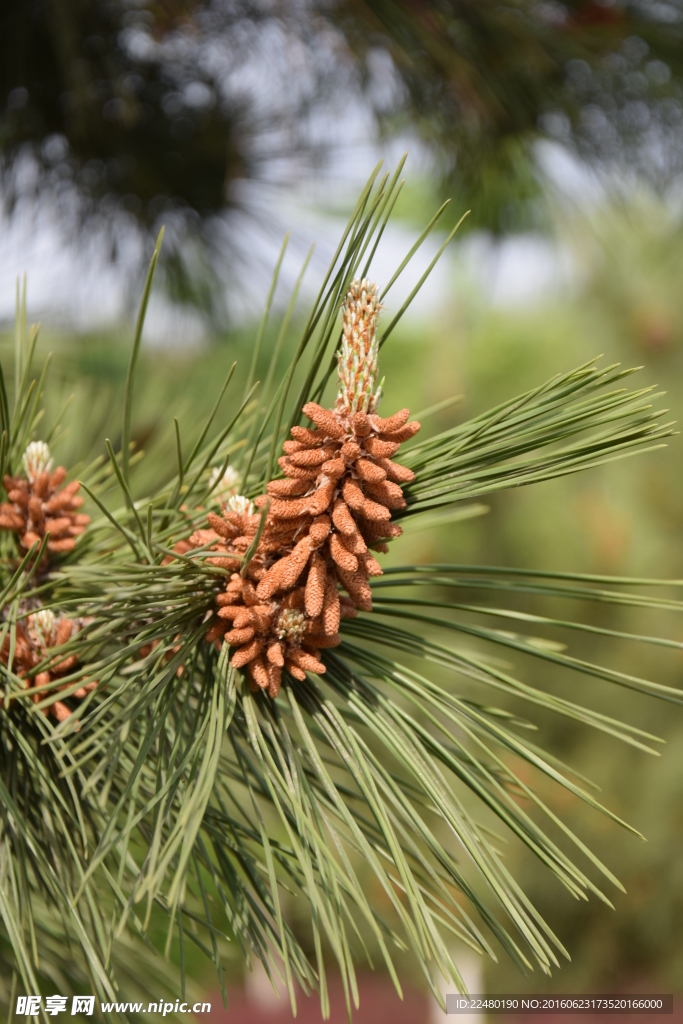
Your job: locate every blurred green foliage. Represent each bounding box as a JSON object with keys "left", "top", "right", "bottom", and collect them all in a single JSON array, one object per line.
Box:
[
  {"left": 3, "top": 0, "right": 683, "bottom": 284},
  {"left": 338, "top": 1, "right": 683, "bottom": 231},
  {"left": 416, "top": 199, "right": 683, "bottom": 996}
]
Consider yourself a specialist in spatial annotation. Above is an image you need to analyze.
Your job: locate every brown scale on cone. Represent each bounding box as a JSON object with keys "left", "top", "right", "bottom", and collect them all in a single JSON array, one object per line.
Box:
[
  {"left": 0, "top": 442, "right": 89, "bottom": 556},
  {"left": 0, "top": 608, "right": 97, "bottom": 723},
  {"left": 201, "top": 278, "right": 419, "bottom": 695}
]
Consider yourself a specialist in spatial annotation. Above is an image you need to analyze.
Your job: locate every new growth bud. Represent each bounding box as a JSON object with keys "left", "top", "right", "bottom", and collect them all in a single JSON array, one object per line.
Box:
[
  {"left": 22, "top": 441, "right": 53, "bottom": 483},
  {"left": 27, "top": 608, "right": 57, "bottom": 649},
  {"left": 276, "top": 608, "right": 306, "bottom": 642},
  {"left": 336, "top": 279, "right": 382, "bottom": 417},
  {"left": 227, "top": 494, "right": 255, "bottom": 517}
]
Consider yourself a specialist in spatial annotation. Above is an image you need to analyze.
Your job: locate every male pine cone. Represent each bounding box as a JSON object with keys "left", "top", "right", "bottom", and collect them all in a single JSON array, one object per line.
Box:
[
  {"left": 0, "top": 608, "right": 97, "bottom": 723},
  {"left": 0, "top": 442, "right": 89, "bottom": 556},
  {"left": 202, "top": 279, "right": 420, "bottom": 697}
]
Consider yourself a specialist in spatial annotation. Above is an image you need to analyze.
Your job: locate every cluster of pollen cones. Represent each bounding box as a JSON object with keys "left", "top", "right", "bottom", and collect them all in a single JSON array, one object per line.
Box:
[
  {"left": 193, "top": 400, "right": 419, "bottom": 697},
  {"left": 0, "top": 609, "right": 96, "bottom": 723},
  {"left": 0, "top": 448, "right": 89, "bottom": 556},
  {"left": 0, "top": 444, "right": 93, "bottom": 723}
]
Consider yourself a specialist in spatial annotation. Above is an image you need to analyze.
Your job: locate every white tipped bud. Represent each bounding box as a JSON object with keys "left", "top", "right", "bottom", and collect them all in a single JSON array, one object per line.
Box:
[
  {"left": 227, "top": 494, "right": 254, "bottom": 517},
  {"left": 336, "top": 278, "right": 383, "bottom": 417},
  {"left": 27, "top": 608, "right": 57, "bottom": 649},
  {"left": 22, "top": 441, "right": 53, "bottom": 483}
]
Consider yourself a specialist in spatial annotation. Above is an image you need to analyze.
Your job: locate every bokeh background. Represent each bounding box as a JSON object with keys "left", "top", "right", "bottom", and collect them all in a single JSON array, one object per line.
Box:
[{"left": 2, "top": 2, "right": 683, "bottom": 1020}]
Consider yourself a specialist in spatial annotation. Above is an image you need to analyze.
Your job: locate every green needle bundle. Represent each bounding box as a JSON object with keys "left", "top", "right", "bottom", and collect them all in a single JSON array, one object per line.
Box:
[{"left": 0, "top": 163, "right": 681, "bottom": 1022}]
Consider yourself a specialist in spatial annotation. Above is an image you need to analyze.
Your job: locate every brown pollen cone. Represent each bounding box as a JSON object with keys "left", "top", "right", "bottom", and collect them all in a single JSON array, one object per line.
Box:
[
  {"left": 197, "top": 278, "right": 419, "bottom": 696},
  {"left": 0, "top": 609, "right": 97, "bottom": 723},
  {"left": 0, "top": 466, "right": 89, "bottom": 555},
  {"left": 258, "top": 400, "right": 418, "bottom": 611},
  {"left": 192, "top": 498, "right": 341, "bottom": 697},
  {"left": 207, "top": 575, "right": 340, "bottom": 697},
  {"left": 202, "top": 401, "right": 418, "bottom": 695}
]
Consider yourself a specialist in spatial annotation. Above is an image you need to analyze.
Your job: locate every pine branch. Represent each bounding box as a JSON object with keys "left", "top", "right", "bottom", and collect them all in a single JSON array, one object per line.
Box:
[{"left": 0, "top": 166, "right": 681, "bottom": 1018}]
